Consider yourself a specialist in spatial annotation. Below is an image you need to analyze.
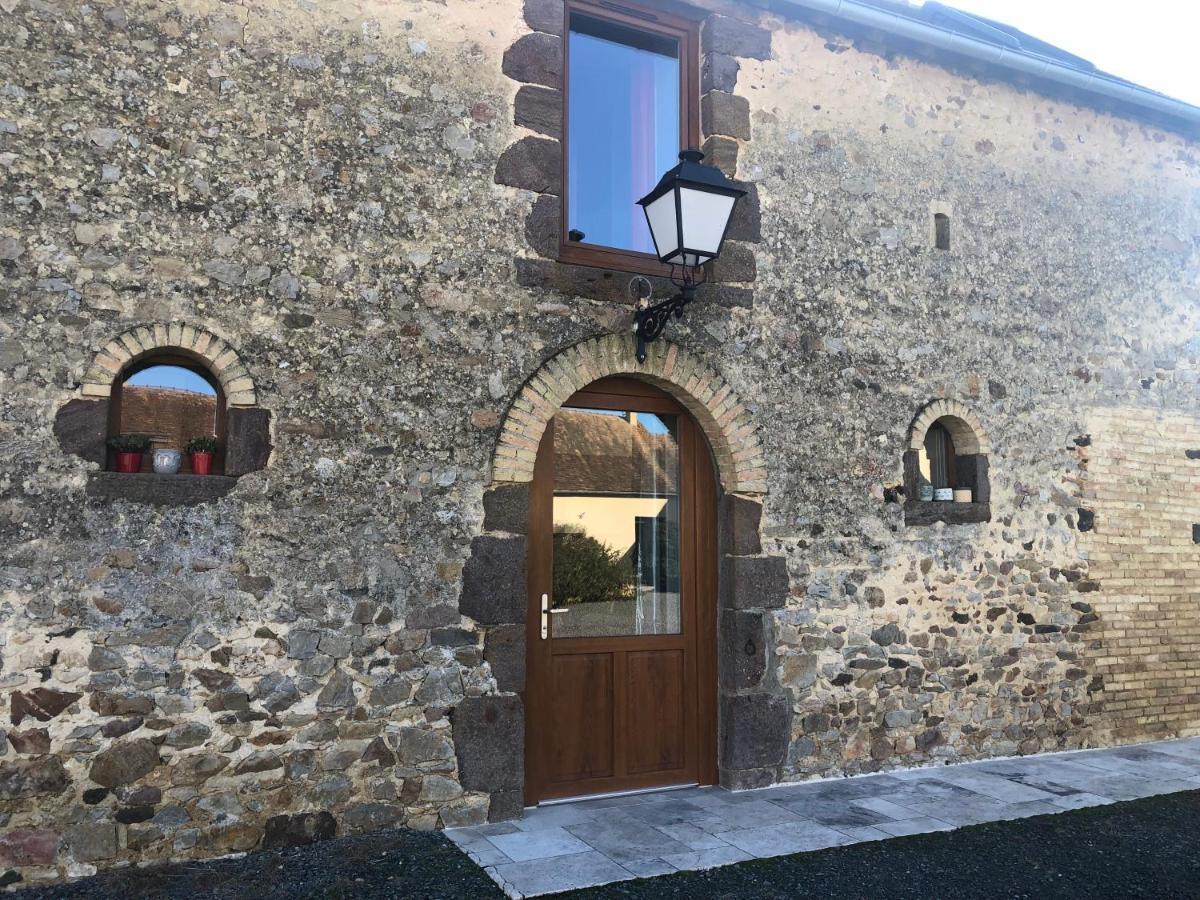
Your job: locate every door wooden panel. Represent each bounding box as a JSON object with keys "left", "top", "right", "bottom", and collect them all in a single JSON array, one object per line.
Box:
[
  {"left": 550, "top": 653, "right": 614, "bottom": 782},
  {"left": 625, "top": 649, "right": 685, "bottom": 775},
  {"left": 525, "top": 377, "right": 717, "bottom": 804}
]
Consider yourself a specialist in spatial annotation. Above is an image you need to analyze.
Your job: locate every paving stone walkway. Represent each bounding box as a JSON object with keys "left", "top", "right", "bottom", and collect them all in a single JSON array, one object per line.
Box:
[{"left": 447, "top": 737, "right": 1200, "bottom": 898}]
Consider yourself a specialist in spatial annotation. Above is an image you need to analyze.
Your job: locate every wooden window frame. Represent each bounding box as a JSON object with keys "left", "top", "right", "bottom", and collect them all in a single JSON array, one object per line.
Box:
[{"left": 559, "top": 0, "right": 701, "bottom": 278}]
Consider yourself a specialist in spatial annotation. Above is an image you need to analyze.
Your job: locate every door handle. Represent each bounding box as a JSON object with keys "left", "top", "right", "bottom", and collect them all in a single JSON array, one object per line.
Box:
[{"left": 540, "top": 594, "right": 569, "bottom": 639}]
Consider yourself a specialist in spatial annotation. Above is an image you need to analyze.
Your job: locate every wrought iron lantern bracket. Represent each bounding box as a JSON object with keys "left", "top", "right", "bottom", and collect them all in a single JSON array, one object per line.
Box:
[{"left": 632, "top": 264, "right": 706, "bottom": 363}]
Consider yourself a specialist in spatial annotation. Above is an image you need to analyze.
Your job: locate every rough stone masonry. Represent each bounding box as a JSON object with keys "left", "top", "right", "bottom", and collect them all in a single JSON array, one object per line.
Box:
[{"left": 0, "top": 0, "right": 1198, "bottom": 888}]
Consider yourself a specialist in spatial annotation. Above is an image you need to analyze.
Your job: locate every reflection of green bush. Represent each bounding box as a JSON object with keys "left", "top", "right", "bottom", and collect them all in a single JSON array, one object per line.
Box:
[{"left": 553, "top": 528, "right": 634, "bottom": 605}]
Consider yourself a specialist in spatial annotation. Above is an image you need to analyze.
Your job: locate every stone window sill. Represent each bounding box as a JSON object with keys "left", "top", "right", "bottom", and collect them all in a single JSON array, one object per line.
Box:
[
  {"left": 86, "top": 472, "right": 237, "bottom": 506},
  {"left": 904, "top": 501, "right": 991, "bottom": 526}
]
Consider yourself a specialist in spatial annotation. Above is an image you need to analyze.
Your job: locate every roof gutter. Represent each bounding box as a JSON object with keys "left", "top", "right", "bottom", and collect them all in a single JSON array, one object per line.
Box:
[{"left": 762, "top": 0, "right": 1200, "bottom": 132}]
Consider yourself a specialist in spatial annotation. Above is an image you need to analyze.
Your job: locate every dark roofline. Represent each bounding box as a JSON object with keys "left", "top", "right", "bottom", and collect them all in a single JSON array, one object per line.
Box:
[{"left": 748, "top": 0, "right": 1200, "bottom": 137}]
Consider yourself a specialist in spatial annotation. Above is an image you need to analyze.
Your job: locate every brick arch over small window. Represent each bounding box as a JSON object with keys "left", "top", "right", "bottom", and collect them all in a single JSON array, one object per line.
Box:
[
  {"left": 907, "top": 399, "right": 991, "bottom": 457},
  {"left": 902, "top": 399, "right": 992, "bottom": 525},
  {"left": 81, "top": 323, "right": 257, "bottom": 406},
  {"left": 491, "top": 334, "right": 767, "bottom": 495},
  {"left": 54, "top": 323, "right": 272, "bottom": 503}
]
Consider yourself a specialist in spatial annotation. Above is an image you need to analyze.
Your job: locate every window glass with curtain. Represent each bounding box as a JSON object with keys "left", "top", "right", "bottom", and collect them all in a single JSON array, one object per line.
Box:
[
  {"left": 924, "top": 424, "right": 956, "bottom": 489},
  {"left": 567, "top": 11, "right": 681, "bottom": 256}
]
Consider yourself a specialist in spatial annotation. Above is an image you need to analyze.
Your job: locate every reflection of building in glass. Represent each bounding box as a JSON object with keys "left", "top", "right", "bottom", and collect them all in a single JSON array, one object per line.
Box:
[
  {"left": 552, "top": 408, "right": 681, "bottom": 637},
  {"left": 114, "top": 364, "right": 220, "bottom": 474},
  {"left": 121, "top": 386, "right": 217, "bottom": 452}
]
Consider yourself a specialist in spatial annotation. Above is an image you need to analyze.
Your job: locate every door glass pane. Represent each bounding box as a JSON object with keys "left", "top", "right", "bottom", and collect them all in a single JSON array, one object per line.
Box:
[
  {"left": 552, "top": 407, "right": 681, "bottom": 637},
  {"left": 568, "top": 13, "right": 681, "bottom": 255}
]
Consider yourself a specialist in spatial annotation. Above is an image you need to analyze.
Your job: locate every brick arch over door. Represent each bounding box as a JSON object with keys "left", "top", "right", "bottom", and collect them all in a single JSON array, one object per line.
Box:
[
  {"left": 491, "top": 334, "right": 767, "bottom": 495},
  {"left": 81, "top": 323, "right": 258, "bottom": 406},
  {"left": 454, "top": 335, "right": 794, "bottom": 824}
]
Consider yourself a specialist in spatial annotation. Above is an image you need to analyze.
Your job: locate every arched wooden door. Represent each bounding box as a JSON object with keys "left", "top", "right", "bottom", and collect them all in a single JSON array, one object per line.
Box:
[{"left": 525, "top": 377, "right": 718, "bottom": 804}]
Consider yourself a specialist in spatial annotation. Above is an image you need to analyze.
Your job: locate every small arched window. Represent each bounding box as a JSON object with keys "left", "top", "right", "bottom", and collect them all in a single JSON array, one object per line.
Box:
[
  {"left": 903, "top": 401, "right": 991, "bottom": 525},
  {"left": 108, "top": 353, "right": 225, "bottom": 474}
]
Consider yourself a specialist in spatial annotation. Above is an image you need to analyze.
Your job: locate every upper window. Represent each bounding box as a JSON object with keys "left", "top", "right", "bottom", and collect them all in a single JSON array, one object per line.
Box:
[{"left": 562, "top": 1, "right": 698, "bottom": 274}]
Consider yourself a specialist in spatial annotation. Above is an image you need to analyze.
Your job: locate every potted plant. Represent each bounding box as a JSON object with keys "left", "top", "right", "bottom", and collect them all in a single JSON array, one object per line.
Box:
[
  {"left": 186, "top": 435, "right": 219, "bottom": 476},
  {"left": 107, "top": 434, "right": 150, "bottom": 473}
]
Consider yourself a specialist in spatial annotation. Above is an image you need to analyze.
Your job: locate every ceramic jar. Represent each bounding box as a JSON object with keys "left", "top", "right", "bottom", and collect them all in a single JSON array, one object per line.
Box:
[
  {"left": 918, "top": 484, "right": 935, "bottom": 502},
  {"left": 153, "top": 448, "right": 182, "bottom": 475},
  {"left": 933, "top": 487, "right": 954, "bottom": 502},
  {"left": 954, "top": 488, "right": 973, "bottom": 503}
]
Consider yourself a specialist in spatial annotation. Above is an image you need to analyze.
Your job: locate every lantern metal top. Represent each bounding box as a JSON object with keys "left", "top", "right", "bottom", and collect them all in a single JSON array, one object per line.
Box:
[{"left": 636, "top": 149, "right": 746, "bottom": 210}]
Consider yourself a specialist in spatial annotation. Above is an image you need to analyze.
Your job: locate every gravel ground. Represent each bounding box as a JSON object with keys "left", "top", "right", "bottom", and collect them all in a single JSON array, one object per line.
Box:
[
  {"left": 14, "top": 790, "right": 1200, "bottom": 899},
  {"left": 12, "top": 828, "right": 503, "bottom": 900}
]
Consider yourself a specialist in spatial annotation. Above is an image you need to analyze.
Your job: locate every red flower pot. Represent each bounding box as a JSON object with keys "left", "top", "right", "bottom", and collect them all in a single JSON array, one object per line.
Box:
[
  {"left": 190, "top": 451, "right": 213, "bottom": 476},
  {"left": 115, "top": 451, "right": 143, "bottom": 474}
]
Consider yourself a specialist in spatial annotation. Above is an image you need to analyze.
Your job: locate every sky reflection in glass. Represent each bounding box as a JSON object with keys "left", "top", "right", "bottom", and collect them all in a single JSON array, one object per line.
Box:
[
  {"left": 568, "top": 14, "right": 680, "bottom": 255},
  {"left": 126, "top": 365, "right": 216, "bottom": 395}
]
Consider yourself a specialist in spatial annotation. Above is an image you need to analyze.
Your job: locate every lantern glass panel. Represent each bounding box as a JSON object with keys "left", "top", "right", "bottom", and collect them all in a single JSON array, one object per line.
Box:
[
  {"left": 644, "top": 190, "right": 681, "bottom": 262},
  {"left": 679, "top": 187, "right": 736, "bottom": 264}
]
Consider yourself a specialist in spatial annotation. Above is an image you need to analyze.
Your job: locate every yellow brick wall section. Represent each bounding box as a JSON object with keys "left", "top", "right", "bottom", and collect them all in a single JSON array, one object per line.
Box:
[{"left": 1082, "top": 407, "right": 1200, "bottom": 741}]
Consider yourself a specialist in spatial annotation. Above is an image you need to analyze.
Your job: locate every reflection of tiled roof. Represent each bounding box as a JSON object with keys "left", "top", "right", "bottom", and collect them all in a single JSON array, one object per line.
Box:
[{"left": 555, "top": 408, "right": 677, "bottom": 495}]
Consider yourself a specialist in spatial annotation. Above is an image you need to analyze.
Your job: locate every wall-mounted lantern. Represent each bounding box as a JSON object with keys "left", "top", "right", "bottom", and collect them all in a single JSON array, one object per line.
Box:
[{"left": 633, "top": 149, "right": 746, "bottom": 363}]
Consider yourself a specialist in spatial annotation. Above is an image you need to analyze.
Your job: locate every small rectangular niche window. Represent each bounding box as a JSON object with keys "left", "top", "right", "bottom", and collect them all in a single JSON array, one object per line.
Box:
[
  {"left": 561, "top": 1, "right": 699, "bottom": 276},
  {"left": 1193, "top": 524, "right": 1200, "bottom": 544},
  {"left": 934, "top": 212, "right": 951, "bottom": 250}
]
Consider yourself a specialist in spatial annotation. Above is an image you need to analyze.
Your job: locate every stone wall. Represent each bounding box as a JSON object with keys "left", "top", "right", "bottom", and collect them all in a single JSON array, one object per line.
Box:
[
  {"left": 728, "top": 11, "right": 1200, "bottom": 778},
  {"left": 0, "top": 0, "right": 1198, "bottom": 888}
]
